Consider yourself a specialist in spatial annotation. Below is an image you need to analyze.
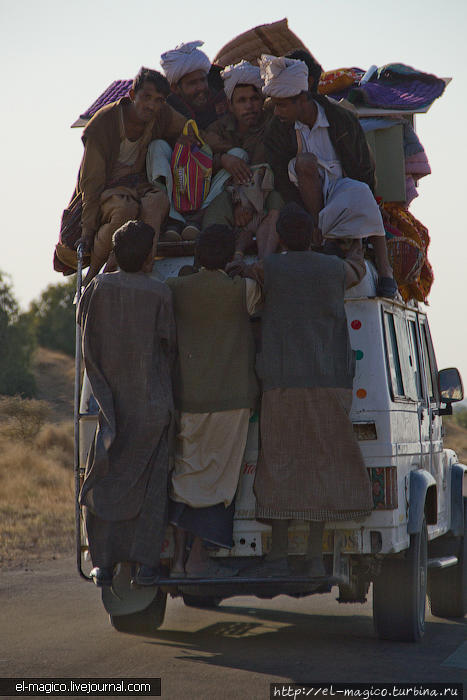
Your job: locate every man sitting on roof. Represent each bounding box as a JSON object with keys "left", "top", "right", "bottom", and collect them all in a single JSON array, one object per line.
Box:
[
  {"left": 76, "top": 67, "right": 186, "bottom": 286},
  {"left": 260, "top": 54, "right": 397, "bottom": 298},
  {"left": 202, "top": 60, "right": 284, "bottom": 258},
  {"left": 145, "top": 42, "right": 233, "bottom": 242},
  {"left": 161, "top": 40, "right": 227, "bottom": 129}
]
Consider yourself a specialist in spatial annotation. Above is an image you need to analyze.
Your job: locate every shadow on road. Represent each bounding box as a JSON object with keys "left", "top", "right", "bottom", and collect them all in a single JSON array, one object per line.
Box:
[{"left": 125, "top": 603, "right": 467, "bottom": 683}]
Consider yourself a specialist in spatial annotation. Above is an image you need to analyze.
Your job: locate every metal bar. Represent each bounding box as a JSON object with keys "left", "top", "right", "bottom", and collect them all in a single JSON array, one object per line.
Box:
[
  {"left": 427, "top": 556, "right": 458, "bottom": 569},
  {"left": 156, "top": 575, "right": 340, "bottom": 586},
  {"left": 73, "top": 246, "right": 92, "bottom": 582}
]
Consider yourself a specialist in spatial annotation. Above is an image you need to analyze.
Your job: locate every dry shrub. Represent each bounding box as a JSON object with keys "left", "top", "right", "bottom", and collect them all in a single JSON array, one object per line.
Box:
[
  {"left": 0, "top": 442, "right": 73, "bottom": 504},
  {"left": 35, "top": 422, "right": 74, "bottom": 462},
  {"left": 0, "top": 396, "right": 50, "bottom": 442}
]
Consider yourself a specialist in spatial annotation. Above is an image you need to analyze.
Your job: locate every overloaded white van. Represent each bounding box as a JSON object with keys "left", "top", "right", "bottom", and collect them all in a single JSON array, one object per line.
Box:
[
  {"left": 73, "top": 48, "right": 464, "bottom": 642},
  {"left": 76, "top": 261, "right": 466, "bottom": 642}
]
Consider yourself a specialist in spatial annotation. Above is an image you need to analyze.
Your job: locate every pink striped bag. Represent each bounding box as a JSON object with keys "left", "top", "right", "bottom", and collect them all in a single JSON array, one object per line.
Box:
[{"left": 171, "top": 120, "right": 212, "bottom": 213}]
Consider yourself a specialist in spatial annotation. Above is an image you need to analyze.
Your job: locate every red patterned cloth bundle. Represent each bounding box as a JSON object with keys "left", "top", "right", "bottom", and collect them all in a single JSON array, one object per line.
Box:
[{"left": 383, "top": 203, "right": 433, "bottom": 303}]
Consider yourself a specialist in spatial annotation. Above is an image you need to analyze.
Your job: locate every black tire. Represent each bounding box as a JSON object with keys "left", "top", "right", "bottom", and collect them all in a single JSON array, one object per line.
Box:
[
  {"left": 428, "top": 499, "right": 466, "bottom": 618},
  {"left": 373, "top": 518, "right": 427, "bottom": 642},
  {"left": 182, "top": 594, "right": 222, "bottom": 609},
  {"left": 110, "top": 588, "right": 167, "bottom": 635}
]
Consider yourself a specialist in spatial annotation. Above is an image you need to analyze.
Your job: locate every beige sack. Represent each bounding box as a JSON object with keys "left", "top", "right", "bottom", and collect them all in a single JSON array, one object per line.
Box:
[{"left": 214, "top": 18, "right": 309, "bottom": 68}]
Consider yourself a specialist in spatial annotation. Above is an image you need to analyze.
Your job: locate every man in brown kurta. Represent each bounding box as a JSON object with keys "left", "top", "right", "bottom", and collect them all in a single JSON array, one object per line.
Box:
[
  {"left": 203, "top": 61, "right": 283, "bottom": 257},
  {"left": 76, "top": 67, "right": 187, "bottom": 285},
  {"left": 78, "top": 220, "right": 176, "bottom": 587},
  {"left": 238, "top": 202, "right": 373, "bottom": 578}
]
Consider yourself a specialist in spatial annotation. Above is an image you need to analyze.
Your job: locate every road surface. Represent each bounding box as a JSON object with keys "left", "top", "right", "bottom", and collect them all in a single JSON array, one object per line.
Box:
[{"left": 1, "top": 556, "right": 466, "bottom": 699}]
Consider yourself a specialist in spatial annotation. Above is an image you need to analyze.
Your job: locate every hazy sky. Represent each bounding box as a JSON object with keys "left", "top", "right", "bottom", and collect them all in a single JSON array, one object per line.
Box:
[{"left": 2, "top": 0, "right": 467, "bottom": 382}]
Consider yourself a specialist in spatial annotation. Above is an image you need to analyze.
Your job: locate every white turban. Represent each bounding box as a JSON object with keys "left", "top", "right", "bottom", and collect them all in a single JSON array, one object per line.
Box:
[
  {"left": 259, "top": 54, "right": 309, "bottom": 98},
  {"left": 221, "top": 60, "right": 264, "bottom": 101},
  {"left": 160, "top": 40, "right": 211, "bottom": 85}
]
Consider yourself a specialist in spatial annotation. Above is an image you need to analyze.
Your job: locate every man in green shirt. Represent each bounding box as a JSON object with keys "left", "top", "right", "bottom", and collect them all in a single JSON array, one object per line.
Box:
[{"left": 167, "top": 225, "right": 261, "bottom": 577}]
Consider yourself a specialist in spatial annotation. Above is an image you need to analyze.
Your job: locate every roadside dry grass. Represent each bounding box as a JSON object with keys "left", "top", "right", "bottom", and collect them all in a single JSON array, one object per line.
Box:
[
  {"left": 443, "top": 416, "right": 467, "bottom": 463},
  {"left": 0, "top": 350, "right": 75, "bottom": 569}
]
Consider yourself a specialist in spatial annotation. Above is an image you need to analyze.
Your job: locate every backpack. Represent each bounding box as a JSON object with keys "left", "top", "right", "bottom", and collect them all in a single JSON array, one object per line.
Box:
[{"left": 171, "top": 120, "right": 212, "bottom": 213}]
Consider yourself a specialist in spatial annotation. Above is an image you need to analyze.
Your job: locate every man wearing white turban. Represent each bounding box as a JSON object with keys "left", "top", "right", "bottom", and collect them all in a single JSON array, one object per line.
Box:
[
  {"left": 202, "top": 61, "right": 283, "bottom": 257},
  {"left": 261, "top": 54, "right": 309, "bottom": 98},
  {"left": 145, "top": 41, "right": 230, "bottom": 241},
  {"left": 260, "top": 53, "right": 397, "bottom": 297},
  {"left": 160, "top": 41, "right": 227, "bottom": 130}
]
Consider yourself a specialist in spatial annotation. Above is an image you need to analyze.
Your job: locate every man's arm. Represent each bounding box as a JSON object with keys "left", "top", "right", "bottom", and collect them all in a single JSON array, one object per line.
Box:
[
  {"left": 77, "top": 137, "right": 107, "bottom": 252},
  {"left": 204, "top": 119, "right": 232, "bottom": 172},
  {"left": 77, "top": 277, "right": 97, "bottom": 328},
  {"left": 226, "top": 258, "right": 264, "bottom": 287},
  {"left": 204, "top": 118, "right": 252, "bottom": 182},
  {"left": 342, "top": 239, "right": 366, "bottom": 289},
  {"left": 245, "top": 277, "right": 263, "bottom": 315}
]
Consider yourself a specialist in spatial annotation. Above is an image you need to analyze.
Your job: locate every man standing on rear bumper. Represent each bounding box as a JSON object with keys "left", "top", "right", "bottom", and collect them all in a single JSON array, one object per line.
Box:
[{"left": 238, "top": 203, "right": 373, "bottom": 577}]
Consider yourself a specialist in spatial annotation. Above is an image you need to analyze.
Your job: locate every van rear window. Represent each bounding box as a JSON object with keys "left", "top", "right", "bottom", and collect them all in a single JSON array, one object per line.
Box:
[
  {"left": 383, "top": 312, "right": 404, "bottom": 397},
  {"left": 420, "top": 323, "right": 436, "bottom": 401},
  {"left": 408, "top": 320, "right": 423, "bottom": 400}
]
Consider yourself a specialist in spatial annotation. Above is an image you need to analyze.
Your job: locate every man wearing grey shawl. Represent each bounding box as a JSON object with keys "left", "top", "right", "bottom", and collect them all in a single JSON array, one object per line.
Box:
[
  {"left": 260, "top": 54, "right": 397, "bottom": 297},
  {"left": 78, "top": 221, "right": 176, "bottom": 588},
  {"left": 202, "top": 60, "right": 284, "bottom": 258},
  {"left": 235, "top": 203, "right": 372, "bottom": 579}
]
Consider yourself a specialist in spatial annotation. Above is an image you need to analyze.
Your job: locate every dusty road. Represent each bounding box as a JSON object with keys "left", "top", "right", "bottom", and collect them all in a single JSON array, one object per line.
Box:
[{"left": 1, "top": 557, "right": 466, "bottom": 699}]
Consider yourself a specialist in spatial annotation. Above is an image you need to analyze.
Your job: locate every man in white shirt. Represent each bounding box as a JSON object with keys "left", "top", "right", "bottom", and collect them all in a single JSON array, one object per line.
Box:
[{"left": 260, "top": 54, "right": 397, "bottom": 297}]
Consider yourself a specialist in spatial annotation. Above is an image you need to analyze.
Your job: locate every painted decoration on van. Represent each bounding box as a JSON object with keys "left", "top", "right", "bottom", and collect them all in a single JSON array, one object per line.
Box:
[
  {"left": 368, "top": 467, "right": 398, "bottom": 509},
  {"left": 261, "top": 528, "right": 360, "bottom": 555}
]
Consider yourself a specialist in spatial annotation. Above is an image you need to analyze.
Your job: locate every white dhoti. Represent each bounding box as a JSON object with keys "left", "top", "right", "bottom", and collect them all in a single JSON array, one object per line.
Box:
[
  {"left": 318, "top": 176, "right": 386, "bottom": 240},
  {"left": 170, "top": 409, "right": 251, "bottom": 508},
  {"left": 288, "top": 157, "right": 385, "bottom": 240}
]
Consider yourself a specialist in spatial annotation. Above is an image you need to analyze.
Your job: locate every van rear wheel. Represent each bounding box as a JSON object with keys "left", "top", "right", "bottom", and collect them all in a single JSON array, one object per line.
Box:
[
  {"left": 373, "top": 518, "right": 427, "bottom": 642},
  {"left": 428, "top": 499, "right": 466, "bottom": 618},
  {"left": 110, "top": 588, "right": 167, "bottom": 635}
]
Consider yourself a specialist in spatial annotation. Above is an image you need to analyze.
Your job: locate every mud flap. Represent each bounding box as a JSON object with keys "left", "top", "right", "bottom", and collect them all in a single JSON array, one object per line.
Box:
[{"left": 101, "top": 563, "right": 158, "bottom": 615}]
